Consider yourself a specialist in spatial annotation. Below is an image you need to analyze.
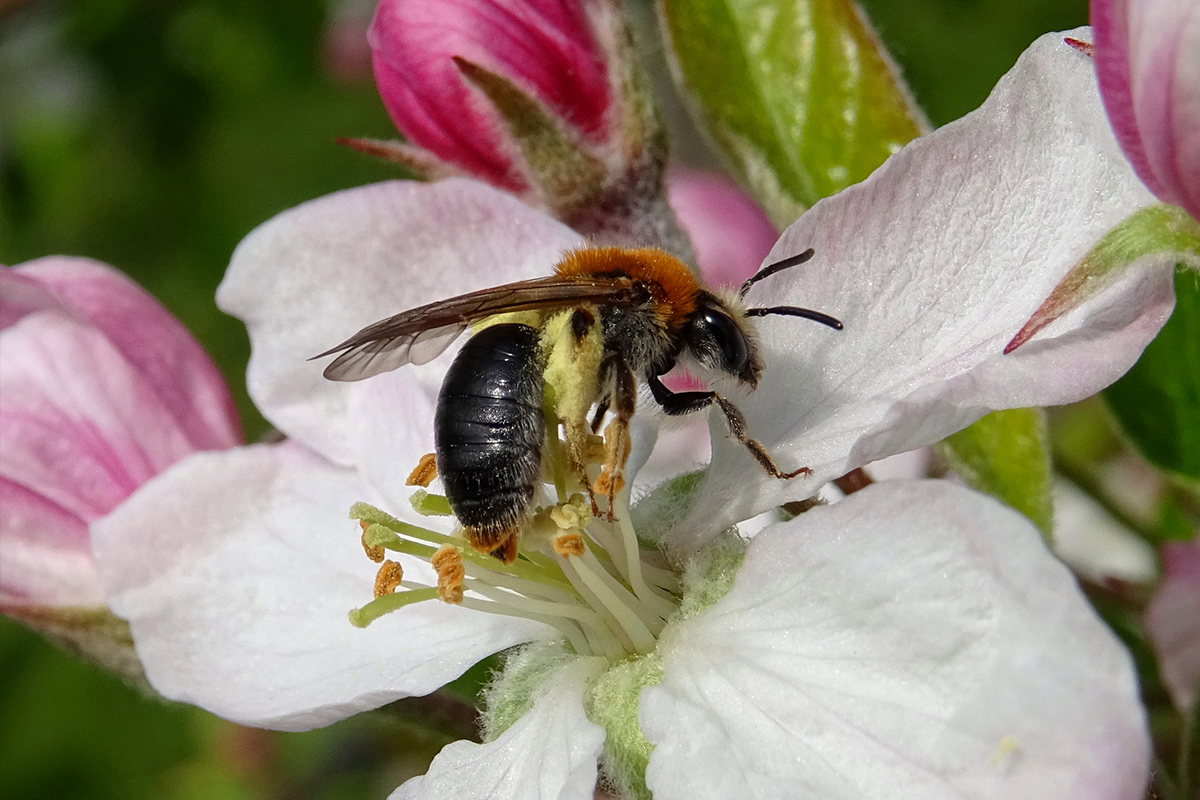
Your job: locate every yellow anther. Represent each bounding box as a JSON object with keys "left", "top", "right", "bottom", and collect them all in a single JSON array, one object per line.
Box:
[
  {"left": 360, "top": 520, "right": 385, "bottom": 563},
  {"left": 406, "top": 453, "right": 438, "bottom": 487},
  {"left": 431, "top": 544, "right": 465, "bottom": 604},
  {"left": 552, "top": 531, "right": 586, "bottom": 557},
  {"left": 373, "top": 560, "right": 403, "bottom": 598}
]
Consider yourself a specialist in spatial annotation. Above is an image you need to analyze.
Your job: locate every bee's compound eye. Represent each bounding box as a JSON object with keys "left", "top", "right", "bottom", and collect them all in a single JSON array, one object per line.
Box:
[{"left": 699, "top": 310, "right": 749, "bottom": 375}]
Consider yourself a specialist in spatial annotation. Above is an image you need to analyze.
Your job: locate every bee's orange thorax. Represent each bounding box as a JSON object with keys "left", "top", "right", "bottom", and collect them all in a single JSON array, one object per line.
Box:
[{"left": 555, "top": 247, "right": 700, "bottom": 329}]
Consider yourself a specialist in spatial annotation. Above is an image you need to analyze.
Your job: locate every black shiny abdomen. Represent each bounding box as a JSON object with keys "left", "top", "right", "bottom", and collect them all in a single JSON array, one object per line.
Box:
[{"left": 434, "top": 323, "right": 545, "bottom": 536}]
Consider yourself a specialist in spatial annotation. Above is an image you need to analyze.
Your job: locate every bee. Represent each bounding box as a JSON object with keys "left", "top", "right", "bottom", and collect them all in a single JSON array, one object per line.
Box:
[{"left": 315, "top": 246, "right": 841, "bottom": 561}]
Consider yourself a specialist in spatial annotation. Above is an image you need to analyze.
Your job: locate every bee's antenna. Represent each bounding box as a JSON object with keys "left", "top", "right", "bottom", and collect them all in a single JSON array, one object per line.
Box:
[
  {"left": 739, "top": 248, "right": 816, "bottom": 297},
  {"left": 745, "top": 306, "right": 843, "bottom": 330}
]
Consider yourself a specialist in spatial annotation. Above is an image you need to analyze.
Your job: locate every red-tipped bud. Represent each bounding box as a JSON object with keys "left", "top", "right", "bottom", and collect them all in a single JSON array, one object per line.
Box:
[{"left": 370, "top": 0, "right": 613, "bottom": 191}]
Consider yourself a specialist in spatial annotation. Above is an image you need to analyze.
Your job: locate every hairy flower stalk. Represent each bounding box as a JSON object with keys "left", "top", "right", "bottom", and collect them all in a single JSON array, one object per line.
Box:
[{"left": 348, "top": 411, "right": 681, "bottom": 664}]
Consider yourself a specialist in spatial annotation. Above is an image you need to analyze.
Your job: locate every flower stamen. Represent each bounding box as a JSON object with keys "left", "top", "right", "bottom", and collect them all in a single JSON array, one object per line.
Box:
[
  {"left": 373, "top": 560, "right": 403, "bottom": 597},
  {"left": 405, "top": 452, "right": 438, "bottom": 486}
]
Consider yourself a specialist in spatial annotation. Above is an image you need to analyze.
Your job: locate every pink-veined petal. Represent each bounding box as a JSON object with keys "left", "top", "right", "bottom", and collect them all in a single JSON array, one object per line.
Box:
[
  {"left": 644, "top": 481, "right": 1148, "bottom": 800},
  {"left": 390, "top": 656, "right": 606, "bottom": 800},
  {"left": 92, "top": 442, "right": 550, "bottom": 731},
  {"left": 8, "top": 258, "right": 240, "bottom": 451},
  {"left": 217, "top": 178, "right": 585, "bottom": 468},
  {"left": 674, "top": 29, "right": 1192, "bottom": 549},
  {"left": 0, "top": 477, "right": 101, "bottom": 607},
  {"left": 0, "top": 314, "right": 203, "bottom": 520},
  {"left": 1094, "top": 0, "right": 1200, "bottom": 218}
]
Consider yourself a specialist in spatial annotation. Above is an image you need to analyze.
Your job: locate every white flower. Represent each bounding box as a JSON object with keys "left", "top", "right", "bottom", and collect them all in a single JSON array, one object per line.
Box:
[{"left": 93, "top": 30, "right": 1196, "bottom": 799}]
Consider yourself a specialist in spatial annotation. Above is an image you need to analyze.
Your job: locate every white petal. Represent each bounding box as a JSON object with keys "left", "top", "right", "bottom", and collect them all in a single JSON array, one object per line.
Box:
[
  {"left": 678, "top": 29, "right": 1187, "bottom": 546},
  {"left": 643, "top": 481, "right": 1148, "bottom": 800},
  {"left": 217, "top": 178, "right": 585, "bottom": 466},
  {"left": 91, "top": 442, "right": 549, "bottom": 731},
  {"left": 391, "top": 657, "right": 606, "bottom": 800}
]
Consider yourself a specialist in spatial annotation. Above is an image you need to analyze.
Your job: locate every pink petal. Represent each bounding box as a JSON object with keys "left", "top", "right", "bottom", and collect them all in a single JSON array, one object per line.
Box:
[
  {"left": 0, "top": 314, "right": 202, "bottom": 520},
  {"left": 0, "top": 477, "right": 103, "bottom": 607},
  {"left": 1, "top": 260, "right": 241, "bottom": 610},
  {"left": 370, "top": 0, "right": 612, "bottom": 189},
  {"left": 11, "top": 258, "right": 241, "bottom": 451},
  {"left": 1144, "top": 536, "right": 1200, "bottom": 712},
  {"left": 1093, "top": 0, "right": 1200, "bottom": 218},
  {"left": 666, "top": 167, "right": 779, "bottom": 288}
]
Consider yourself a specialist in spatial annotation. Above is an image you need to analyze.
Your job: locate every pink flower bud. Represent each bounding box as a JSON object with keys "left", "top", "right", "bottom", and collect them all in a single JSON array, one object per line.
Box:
[
  {"left": 0, "top": 258, "right": 241, "bottom": 610},
  {"left": 369, "top": 0, "right": 613, "bottom": 190},
  {"left": 1092, "top": 0, "right": 1200, "bottom": 220}
]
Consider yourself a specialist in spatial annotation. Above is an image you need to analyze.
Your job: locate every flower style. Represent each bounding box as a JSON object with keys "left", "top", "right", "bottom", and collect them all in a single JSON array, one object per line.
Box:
[
  {"left": 0, "top": 257, "right": 241, "bottom": 672},
  {"left": 92, "top": 31, "right": 1198, "bottom": 798},
  {"left": 1091, "top": 0, "right": 1200, "bottom": 220}
]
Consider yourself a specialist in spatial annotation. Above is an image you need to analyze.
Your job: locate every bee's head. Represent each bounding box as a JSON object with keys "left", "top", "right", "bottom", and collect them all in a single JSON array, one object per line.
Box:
[
  {"left": 683, "top": 293, "right": 764, "bottom": 388},
  {"left": 682, "top": 249, "right": 845, "bottom": 388}
]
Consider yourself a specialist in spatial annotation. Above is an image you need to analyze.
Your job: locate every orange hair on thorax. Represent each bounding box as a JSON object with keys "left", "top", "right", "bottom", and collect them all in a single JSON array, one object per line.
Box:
[{"left": 555, "top": 247, "right": 700, "bottom": 328}]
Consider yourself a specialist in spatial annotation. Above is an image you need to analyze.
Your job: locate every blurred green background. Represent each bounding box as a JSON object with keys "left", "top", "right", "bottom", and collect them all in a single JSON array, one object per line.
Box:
[{"left": 0, "top": 0, "right": 1087, "bottom": 797}]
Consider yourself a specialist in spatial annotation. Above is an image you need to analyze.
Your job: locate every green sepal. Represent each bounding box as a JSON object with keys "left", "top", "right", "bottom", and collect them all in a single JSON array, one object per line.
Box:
[
  {"left": 3, "top": 604, "right": 148, "bottom": 689},
  {"left": 1105, "top": 266, "right": 1200, "bottom": 481},
  {"left": 630, "top": 469, "right": 706, "bottom": 550},
  {"left": 936, "top": 408, "right": 1054, "bottom": 541},
  {"left": 1007, "top": 204, "right": 1200, "bottom": 353},
  {"left": 453, "top": 56, "right": 609, "bottom": 212},
  {"left": 660, "top": 0, "right": 925, "bottom": 227}
]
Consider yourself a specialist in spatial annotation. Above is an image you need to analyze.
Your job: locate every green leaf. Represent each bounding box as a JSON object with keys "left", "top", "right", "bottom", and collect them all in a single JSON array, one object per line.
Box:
[
  {"left": 1105, "top": 266, "right": 1200, "bottom": 481},
  {"left": 936, "top": 408, "right": 1053, "bottom": 540},
  {"left": 660, "top": 0, "right": 925, "bottom": 227}
]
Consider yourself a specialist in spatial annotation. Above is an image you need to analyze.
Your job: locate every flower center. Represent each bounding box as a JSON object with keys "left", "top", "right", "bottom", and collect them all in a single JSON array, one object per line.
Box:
[{"left": 345, "top": 422, "right": 682, "bottom": 662}]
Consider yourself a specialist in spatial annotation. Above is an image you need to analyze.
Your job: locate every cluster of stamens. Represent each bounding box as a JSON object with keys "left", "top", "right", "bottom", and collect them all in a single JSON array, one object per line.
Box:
[{"left": 347, "top": 428, "right": 681, "bottom": 662}]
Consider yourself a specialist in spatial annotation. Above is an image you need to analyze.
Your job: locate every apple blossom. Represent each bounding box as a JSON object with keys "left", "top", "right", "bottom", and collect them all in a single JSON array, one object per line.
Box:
[
  {"left": 1091, "top": 0, "right": 1200, "bottom": 220},
  {"left": 89, "top": 30, "right": 1200, "bottom": 798},
  {"left": 0, "top": 256, "right": 241, "bottom": 675}
]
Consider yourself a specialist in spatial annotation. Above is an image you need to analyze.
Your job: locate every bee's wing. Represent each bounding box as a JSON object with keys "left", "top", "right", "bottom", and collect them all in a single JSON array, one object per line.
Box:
[{"left": 315, "top": 275, "right": 639, "bottom": 381}]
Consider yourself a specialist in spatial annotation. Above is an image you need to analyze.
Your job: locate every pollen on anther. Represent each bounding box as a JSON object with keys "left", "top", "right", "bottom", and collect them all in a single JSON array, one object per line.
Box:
[
  {"left": 373, "top": 560, "right": 403, "bottom": 597},
  {"left": 553, "top": 532, "right": 586, "bottom": 557},
  {"left": 431, "top": 544, "right": 465, "bottom": 604},
  {"left": 360, "top": 520, "right": 385, "bottom": 563},
  {"left": 406, "top": 453, "right": 438, "bottom": 487}
]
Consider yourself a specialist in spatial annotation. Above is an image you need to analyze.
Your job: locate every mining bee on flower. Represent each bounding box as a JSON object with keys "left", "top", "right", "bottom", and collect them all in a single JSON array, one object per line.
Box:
[{"left": 315, "top": 246, "right": 842, "bottom": 562}]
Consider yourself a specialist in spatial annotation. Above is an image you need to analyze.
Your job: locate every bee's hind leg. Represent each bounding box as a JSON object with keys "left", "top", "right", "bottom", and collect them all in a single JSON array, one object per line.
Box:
[
  {"left": 647, "top": 374, "right": 810, "bottom": 480},
  {"left": 593, "top": 354, "right": 637, "bottom": 519}
]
